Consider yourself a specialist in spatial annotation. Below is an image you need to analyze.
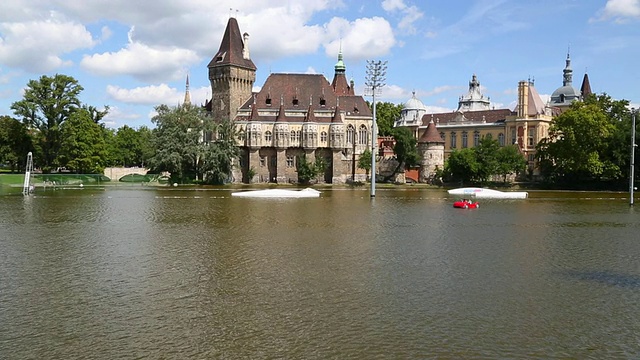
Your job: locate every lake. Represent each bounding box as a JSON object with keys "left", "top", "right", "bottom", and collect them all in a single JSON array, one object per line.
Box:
[{"left": 1, "top": 187, "right": 639, "bottom": 359}]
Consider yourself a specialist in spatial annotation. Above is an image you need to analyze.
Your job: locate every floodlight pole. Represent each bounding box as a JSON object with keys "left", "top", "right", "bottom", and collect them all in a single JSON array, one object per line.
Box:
[
  {"left": 631, "top": 108, "right": 636, "bottom": 206},
  {"left": 366, "top": 60, "right": 387, "bottom": 198}
]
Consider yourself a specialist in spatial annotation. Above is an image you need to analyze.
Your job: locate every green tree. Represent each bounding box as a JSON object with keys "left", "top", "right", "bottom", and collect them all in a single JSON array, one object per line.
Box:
[
  {"left": 109, "top": 125, "right": 152, "bottom": 167},
  {"left": 383, "top": 126, "right": 419, "bottom": 181},
  {"left": 201, "top": 117, "right": 240, "bottom": 184},
  {"left": 444, "top": 148, "right": 480, "bottom": 183},
  {"left": 11, "top": 74, "right": 83, "bottom": 171},
  {"left": 296, "top": 154, "right": 327, "bottom": 184},
  {"left": 536, "top": 95, "right": 623, "bottom": 184},
  {"left": 358, "top": 148, "right": 372, "bottom": 180},
  {"left": 473, "top": 137, "right": 501, "bottom": 182},
  {"left": 58, "top": 109, "right": 109, "bottom": 174},
  {"left": 148, "top": 104, "right": 208, "bottom": 183},
  {"left": 369, "top": 101, "right": 403, "bottom": 136},
  {"left": 496, "top": 145, "right": 527, "bottom": 183},
  {"left": 0, "top": 116, "right": 34, "bottom": 172}
]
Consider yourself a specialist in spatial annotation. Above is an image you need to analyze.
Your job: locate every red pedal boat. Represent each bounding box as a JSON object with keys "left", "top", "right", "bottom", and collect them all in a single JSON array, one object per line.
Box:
[{"left": 453, "top": 199, "right": 479, "bottom": 209}]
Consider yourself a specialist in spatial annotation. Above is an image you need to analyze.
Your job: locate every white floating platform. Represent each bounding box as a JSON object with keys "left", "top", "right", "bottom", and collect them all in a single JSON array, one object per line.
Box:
[
  {"left": 448, "top": 187, "right": 528, "bottom": 199},
  {"left": 231, "top": 188, "right": 321, "bottom": 198}
]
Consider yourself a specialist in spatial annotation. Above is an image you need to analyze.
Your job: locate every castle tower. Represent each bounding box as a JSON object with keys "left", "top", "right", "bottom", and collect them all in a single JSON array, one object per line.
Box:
[
  {"left": 183, "top": 75, "right": 191, "bottom": 106},
  {"left": 417, "top": 119, "right": 444, "bottom": 183},
  {"left": 550, "top": 51, "right": 581, "bottom": 109},
  {"left": 331, "top": 49, "right": 353, "bottom": 95},
  {"left": 208, "top": 17, "right": 256, "bottom": 121}
]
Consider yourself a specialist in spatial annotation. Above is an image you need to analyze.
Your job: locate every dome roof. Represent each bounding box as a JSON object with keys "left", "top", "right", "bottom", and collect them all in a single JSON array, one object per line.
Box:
[
  {"left": 551, "top": 85, "right": 580, "bottom": 98},
  {"left": 404, "top": 92, "right": 426, "bottom": 110}
]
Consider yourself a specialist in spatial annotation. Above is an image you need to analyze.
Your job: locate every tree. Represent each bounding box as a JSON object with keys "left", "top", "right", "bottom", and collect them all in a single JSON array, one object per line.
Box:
[
  {"left": 109, "top": 125, "right": 152, "bottom": 167},
  {"left": 296, "top": 154, "right": 326, "bottom": 184},
  {"left": 0, "top": 116, "right": 33, "bottom": 172},
  {"left": 58, "top": 108, "right": 109, "bottom": 174},
  {"left": 11, "top": 74, "right": 83, "bottom": 171},
  {"left": 201, "top": 117, "right": 240, "bottom": 184},
  {"left": 444, "top": 148, "right": 480, "bottom": 183},
  {"left": 148, "top": 104, "right": 207, "bottom": 183},
  {"left": 383, "top": 126, "right": 419, "bottom": 181},
  {"left": 496, "top": 145, "right": 527, "bottom": 183},
  {"left": 536, "top": 95, "right": 624, "bottom": 184},
  {"left": 369, "top": 101, "right": 403, "bottom": 136},
  {"left": 358, "top": 148, "right": 372, "bottom": 180},
  {"left": 474, "top": 137, "right": 501, "bottom": 182}
]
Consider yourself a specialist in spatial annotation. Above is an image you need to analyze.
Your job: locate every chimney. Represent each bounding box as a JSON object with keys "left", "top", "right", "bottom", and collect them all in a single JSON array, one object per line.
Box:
[{"left": 242, "top": 32, "right": 250, "bottom": 60}]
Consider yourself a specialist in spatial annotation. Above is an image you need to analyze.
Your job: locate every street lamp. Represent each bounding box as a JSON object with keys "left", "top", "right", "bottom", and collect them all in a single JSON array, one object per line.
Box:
[
  {"left": 631, "top": 108, "right": 637, "bottom": 206},
  {"left": 365, "top": 60, "right": 387, "bottom": 198}
]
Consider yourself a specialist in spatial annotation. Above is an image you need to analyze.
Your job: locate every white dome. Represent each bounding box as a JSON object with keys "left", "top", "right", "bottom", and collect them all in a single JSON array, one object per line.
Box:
[{"left": 404, "top": 92, "right": 426, "bottom": 111}]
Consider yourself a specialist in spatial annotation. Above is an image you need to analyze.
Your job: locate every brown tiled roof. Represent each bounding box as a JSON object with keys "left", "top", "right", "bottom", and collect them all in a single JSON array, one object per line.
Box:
[
  {"left": 423, "top": 108, "right": 514, "bottom": 125},
  {"left": 236, "top": 73, "right": 372, "bottom": 123},
  {"left": 332, "top": 73, "right": 351, "bottom": 95},
  {"left": 208, "top": 17, "right": 256, "bottom": 71},
  {"left": 332, "top": 105, "right": 342, "bottom": 123},
  {"left": 418, "top": 119, "right": 444, "bottom": 143},
  {"left": 581, "top": 73, "right": 592, "bottom": 97}
]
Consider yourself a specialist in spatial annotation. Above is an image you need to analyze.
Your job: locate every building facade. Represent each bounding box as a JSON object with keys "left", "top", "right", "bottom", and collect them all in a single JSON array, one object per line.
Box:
[{"left": 206, "top": 18, "right": 373, "bottom": 184}]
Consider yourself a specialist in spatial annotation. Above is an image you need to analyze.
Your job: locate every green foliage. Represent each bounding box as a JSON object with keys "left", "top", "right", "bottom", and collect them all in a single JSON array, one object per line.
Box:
[
  {"left": 201, "top": 117, "right": 240, "bottom": 184},
  {"left": 148, "top": 104, "right": 208, "bottom": 183},
  {"left": 108, "top": 125, "right": 153, "bottom": 167},
  {"left": 391, "top": 126, "right": 419, "bottom": 168},
  {"left": 58, "top": 108, "right": 109, "bottom": 174},
  {"left": 11, "top": 74, "right": 84, "bottom": 170},
  {"left": 536, "top": 94, "right": 628, "bottom": 184},
  {"left": 296, "top": 154, "right": 326, "bottom": 184},
  {"left": 358, "top": 148, "right": 372, "bottom": 178},
  {"left": 444, "top": 137, "right": 526, "bottom": 184},
  {"left": 368, "top": 101, "right": 403, "bottom": 136},
  {"left": 0, "top": 116, "right": 33, "bottom": 172},
  {"left": 444, "top": 148, "right": 480, "bottom": 183}
]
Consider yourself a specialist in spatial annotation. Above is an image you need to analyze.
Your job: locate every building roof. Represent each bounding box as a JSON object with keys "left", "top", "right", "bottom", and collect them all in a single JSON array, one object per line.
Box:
[
  {"left": 208, "top": 17, "right": 256, "bottom": 71},
  {"left": 418, "top": 119, "right": 444, "bottom": 143},
  {"left": 236, "top": 73, "right": 371, "bottom": 123},
  {"left": 580, "top": 73, "right": 592, "bottom": 97},
  {"left": 421, "top": 108, "right": 514, "bottom": 126}
]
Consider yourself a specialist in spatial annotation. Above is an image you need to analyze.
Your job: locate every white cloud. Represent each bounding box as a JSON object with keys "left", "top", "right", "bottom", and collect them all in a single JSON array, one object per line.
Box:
[
  {"left": 592, "top": 0, "right": 640, "bottom": 22},
  {"left": 0, "top": 18, "right": 95, "bottom": 72},
  {"left": 106, "top": 83, "right": 180, "bottom": 105},
  {"left": 324, "top": 17, "right": 396, "bottom": 59},
  {"left": 382, "top": 0, "right": 407, "bottom": 12},
  {"left": 81, "top": 33, "right": 200, "bottom": 82}
]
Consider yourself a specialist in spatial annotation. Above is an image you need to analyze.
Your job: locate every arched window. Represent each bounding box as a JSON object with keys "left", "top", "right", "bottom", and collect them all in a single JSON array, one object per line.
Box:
[
  {"left": 462, "top": 132, "right": 468, "bottom": 148},
  {"left": 265, "top": 131, "right": 272, "bottom": 143},
  {"left": 321, "top": 131, "right": 327, "bottom": 143},
  {"left": 358, "top": 125, "right": 368, "bottom": 145},
  {"left": 290, "top": 130, "right": 296, "bottom": 142},
  {"left": 450, "top": 132, "right": 457, "bottom": 148},
  {"left": 346, "top": 125, "right": 355, "bottom": 145},
  {"left": 473, "top": 131, "right": 480, "bottom": 147},
  {"left": 498, "top": 133, "right": 505, "bottom": 146}
]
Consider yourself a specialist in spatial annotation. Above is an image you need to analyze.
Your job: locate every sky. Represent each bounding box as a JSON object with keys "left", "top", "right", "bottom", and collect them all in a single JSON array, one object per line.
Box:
[{"left": 1, "top": 0, "right": 639, "bottom": 129}]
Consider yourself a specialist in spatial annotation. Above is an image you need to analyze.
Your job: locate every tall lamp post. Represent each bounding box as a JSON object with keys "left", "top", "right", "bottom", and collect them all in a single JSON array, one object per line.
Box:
[
  {"left": 365, "top": 60, "right": 387, "bottom": 198},
  {"left": 631, "top": 108, "right": 637, "bottom": 206}
]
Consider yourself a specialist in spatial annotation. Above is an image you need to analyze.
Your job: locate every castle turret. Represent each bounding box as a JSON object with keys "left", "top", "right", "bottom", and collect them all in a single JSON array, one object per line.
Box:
[
  {"left": 417, "top": 119, "right": 444, "bottom": 183},
  {"left": 208, "top": 17, "right": 256, "bottom": 121}
]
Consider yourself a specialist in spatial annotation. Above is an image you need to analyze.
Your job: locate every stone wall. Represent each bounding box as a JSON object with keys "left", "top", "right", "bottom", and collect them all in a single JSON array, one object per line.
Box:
[{"left": 104, "top": 167, "right": 149, "bottom": 181}]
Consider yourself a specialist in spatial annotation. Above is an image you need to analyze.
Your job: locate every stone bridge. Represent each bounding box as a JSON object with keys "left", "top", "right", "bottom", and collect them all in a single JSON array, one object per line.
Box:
[{"left": 104, "top": 167, "right": 149, "bottom": 181}]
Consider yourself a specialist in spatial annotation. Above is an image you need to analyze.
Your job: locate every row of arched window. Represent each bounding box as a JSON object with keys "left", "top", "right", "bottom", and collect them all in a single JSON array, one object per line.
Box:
[{"left": 441, "top": 131, "right": 507, "bottom": 148}]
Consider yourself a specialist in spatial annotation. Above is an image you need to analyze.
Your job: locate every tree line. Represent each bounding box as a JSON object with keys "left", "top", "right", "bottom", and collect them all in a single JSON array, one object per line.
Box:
[
  {"left": 1, "top": 74, "right": 636, "bottom": 189},
  {"left": 0, "top": 74, "right": 237, "bottom": 184}
]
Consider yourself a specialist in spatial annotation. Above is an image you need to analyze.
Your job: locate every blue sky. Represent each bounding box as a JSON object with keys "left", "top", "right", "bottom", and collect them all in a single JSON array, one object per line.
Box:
[{"left": 1, "top": 0, "right": 639, "bottom": 129}]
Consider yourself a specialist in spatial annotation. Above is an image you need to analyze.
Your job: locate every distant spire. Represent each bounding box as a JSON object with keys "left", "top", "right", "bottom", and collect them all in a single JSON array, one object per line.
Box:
[
  {"left": 183, "top": 74, "right": 191, "bottom": 105},
  {"left": 580, "top": 73, "right": 592, "bottom": 98},
  {"left": 563, "top": 48, "right": 573, "bottom": 86}
]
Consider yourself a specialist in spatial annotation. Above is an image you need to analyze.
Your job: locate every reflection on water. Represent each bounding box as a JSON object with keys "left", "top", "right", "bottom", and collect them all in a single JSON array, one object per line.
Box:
[{"left": 1, "top": 188, "right": 639, "bottom": 358}]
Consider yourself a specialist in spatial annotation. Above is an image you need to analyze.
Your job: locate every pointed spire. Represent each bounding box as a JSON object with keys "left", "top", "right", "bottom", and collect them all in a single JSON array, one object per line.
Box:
[
  {"left": 249, "top": 94, "right": 259, "bottom": 120},
  {"left": 580, "top": 73, "right": 592, "bottom": 98},
  {"left": 331, "top": 103, "right": 342, "bottom": 123},
  {"left": 563, "top": 49, "right": 573, "bottom": 87},
  {"left": 275, "top": 95, "right": 286, "bottom": 122},
  {"left": 305, "top": 104, "right": 316, "bottom": 123},
  {"left": 208, "top": 17, "right": 256, "bottom": 70},
  {"left": 182, "top": 74, "right": 191, "bottom": 106}
]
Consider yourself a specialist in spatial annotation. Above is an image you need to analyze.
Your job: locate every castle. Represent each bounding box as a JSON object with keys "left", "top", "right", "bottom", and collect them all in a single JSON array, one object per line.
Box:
[
  {"left": 396, "top": 51, "right": 592, "bottom": 181},
  {"left": 205, "top": 17, "right": 373, "bottom": 184}
]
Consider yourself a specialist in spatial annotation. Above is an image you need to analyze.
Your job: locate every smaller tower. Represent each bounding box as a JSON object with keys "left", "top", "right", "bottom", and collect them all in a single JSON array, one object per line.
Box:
[
  {"left": 183, "top": 74, "right": 191, "bottom": 106},
  {"left": 417, "top": 119, "right": 445, "bottom": 183}
]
